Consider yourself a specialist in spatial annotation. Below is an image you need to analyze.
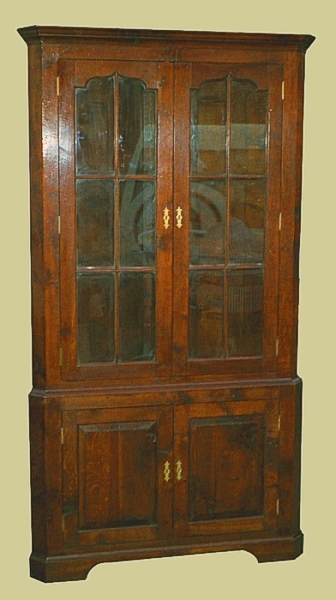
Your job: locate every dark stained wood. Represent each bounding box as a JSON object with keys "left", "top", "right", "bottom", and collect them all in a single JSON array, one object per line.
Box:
[
  {"left": 63, "top": 405, "right": 173, "bottom": 546},
  {"left": 173, "top": 62, "right": 282, "bottom": 378},
  {"left": 278, "top": 379, "right": 303, "bottom": 535},
  {"left": 18, "top": 25, "right": 315, "bottom": 52},
  {"left": 174, "top": 399, "right": 279, "bottom": 537},
  {"left": 29, "top": 394, "right": 63, "bottom": 556},
  {"left": 278, "top": 51, "right": 307, "bottom": 377},
  {"left": 59, "top": 59, "right": 173, "bottom": 382},
  {"left": 18, "top": 26, "right": 313, "bottom": 582}
]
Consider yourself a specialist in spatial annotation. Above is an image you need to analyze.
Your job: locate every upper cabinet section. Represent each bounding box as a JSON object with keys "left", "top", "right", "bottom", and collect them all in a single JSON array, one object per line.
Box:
[{"left": 18, "top": 27, "right": 314, "bottom": 388}]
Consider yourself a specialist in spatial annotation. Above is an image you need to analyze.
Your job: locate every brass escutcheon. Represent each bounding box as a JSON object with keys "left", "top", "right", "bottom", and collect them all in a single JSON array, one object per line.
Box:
[
  {"left": 176, "top": 206, "right": 183, "bottom": 228},
  {"left": 164, "top": 460, "right": 170, "bottom": 482},
  {"left": 163, "top": 207, "right": 170, "bottom": 229}
]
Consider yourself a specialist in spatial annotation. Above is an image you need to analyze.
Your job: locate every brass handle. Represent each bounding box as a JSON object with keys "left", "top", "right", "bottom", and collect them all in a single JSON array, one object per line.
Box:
[
  {"left": 164, "top": 461, "right": 170, "bottom": 482},
  {"left": 176, "top": 460, "right": 182, "bottom": 481},
  {"left": 163, "top": 207, "right": 170, "bottom": 229},
  {"left": 176, "top": 206, "right": 183, "bottom": 228}
]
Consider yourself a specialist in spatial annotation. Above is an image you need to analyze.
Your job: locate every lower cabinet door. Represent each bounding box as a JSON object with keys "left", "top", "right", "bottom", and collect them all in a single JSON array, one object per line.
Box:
[
  {"left": 62, "top": 405, "right": 173, "bottom": 547},
  {"left": 174, "top": 400, "right": 279, "bottom": 537}
]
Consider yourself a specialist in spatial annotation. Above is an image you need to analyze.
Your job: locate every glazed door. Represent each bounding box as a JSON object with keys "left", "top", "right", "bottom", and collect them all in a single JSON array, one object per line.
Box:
[
  {"left": 174, "top": 397, "right": 279, "bottom": 537},
  {"left": 59, "top": 60, "right": 173, "bottom": 382},
  {"left": 62, "top": 404, "right": 173, "bottom": 547},
  {"left": 173, "top": 63, "right": 283, "bottom": 377}
]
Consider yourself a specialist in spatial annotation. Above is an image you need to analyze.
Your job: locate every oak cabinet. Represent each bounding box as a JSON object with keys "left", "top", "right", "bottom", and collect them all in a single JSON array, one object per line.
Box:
[{"left": 18, "top": 26, "right": 314, "bottom": 582}]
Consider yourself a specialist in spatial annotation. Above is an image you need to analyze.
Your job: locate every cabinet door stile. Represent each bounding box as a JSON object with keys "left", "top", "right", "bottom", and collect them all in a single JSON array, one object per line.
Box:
[
  {"left": 173, "top": 63, "right": 192, "bottom": 372},
  {"left": 59, "top": 60, "right": 77, "bottom": 380},
  {"left": 156, "top": 62, "right": 174, "bottom": 375}
]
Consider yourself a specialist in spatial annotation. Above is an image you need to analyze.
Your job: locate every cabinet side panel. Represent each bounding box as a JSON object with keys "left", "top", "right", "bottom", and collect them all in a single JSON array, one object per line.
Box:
[
  {"left": 27, "top": 45, "right": 45, "bottom": 386},
  {"left": 29, "top": 396, "right": 47, "bottom": 554},
  {"left": 27, "top": 44, "right": 61, "bottom": 387},
  {"left": 278, "top": 52, "right": 306, "bottom": 377},
  {"left": 279, "top": 381, "right": 302, "bottom": 535},
  {"left": 44, "top": 398, "right": 63, "bottom": 553},
  {"left": 29, "top": 395, "right": 63, "bottom": 558}
]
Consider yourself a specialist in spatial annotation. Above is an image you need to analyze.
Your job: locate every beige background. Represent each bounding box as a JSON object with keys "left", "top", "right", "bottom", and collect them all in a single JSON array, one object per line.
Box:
[{"left": 1, "top": 1, "right": 334, "bottom": 596}]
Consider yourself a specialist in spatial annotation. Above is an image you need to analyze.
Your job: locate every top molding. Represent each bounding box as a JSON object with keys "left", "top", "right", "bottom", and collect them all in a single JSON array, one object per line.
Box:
[{"left": 18, "top": 26, "right": 315, "bottom": 53}]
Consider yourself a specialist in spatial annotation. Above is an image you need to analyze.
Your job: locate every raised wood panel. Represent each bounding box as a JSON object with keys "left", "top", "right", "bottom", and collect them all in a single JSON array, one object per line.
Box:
[
  {"left": 63, "top": 405, "right": 173, "bottom": 546},
  {"left": 174, "top": 399, "right": 279, "bottom": 537},
  {"left": 189, "top": 415, "right": 265, "bottom": 521},
  {"left": 78, "top": 421, "right": 158, "bottom": 530}
]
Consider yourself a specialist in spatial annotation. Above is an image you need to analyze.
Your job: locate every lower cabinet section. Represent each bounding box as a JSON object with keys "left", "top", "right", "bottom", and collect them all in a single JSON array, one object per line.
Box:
[
  {"left": 29, "top": 382, "right": 303, "bottom": 582},
  {"left": 62, "top": 394, "right": 279, "bottom": 549}
]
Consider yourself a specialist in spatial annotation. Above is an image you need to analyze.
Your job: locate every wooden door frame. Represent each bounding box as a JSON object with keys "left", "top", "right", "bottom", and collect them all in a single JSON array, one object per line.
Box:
[
  {"left": 58, "top": 58, "right": 174, "bottom": 383},
  {"left": 62, "top": 404, "right": 174, "bottom": 546},
  {"left": 172, "top": 62, "right": 283, "bottom": 378},
  {"left": 173, "top": 397, "right": 279, "bottom": 537}
]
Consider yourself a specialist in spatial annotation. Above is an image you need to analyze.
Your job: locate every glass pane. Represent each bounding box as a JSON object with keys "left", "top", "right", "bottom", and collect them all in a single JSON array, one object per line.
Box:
[
  {"left": 77, "top": 180, "right": 114, "bottom": 267},
  {"left": 191, "top": 79, "right": 227, "bottom": 174},
  {"left": 120, "top": 180, "right": 155, "bottom": 267},
  {"left": 189, "top": 271, "right": 224, "bottom": 359},
  {"left": 119, "top": 76, "right": 156, "bottom": 175},
  {"left": 230, "top": 79, "right": 267, "bottom": 175},
  {"left": 76, "top": 77, "right": 114, "bottom": 175},
  {"left": 190, "top": 180, "right": 226, "bottom": 265},
  {"left": 228, "top": 269, "right": 263, "bottom": 356},
  {"left": 119, "top": 272, "right": 155, "bottom": 362},
  {"left": 77, "top": 274, "right": 115, "bottom": 363},
  {"left": 229, "top": 180, "right": 266, "bottom": 264}
]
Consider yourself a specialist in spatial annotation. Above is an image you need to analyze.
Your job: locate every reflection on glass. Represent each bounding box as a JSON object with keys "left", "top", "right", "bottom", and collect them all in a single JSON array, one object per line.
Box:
[
  {"left": 119, "top": 76, "right": 156, "bottom": 175},
  {"left": 76, "top": 77, "right": 114, "bottom": 175},
  {"left": 230, "top": 79, "right": 267, "bottom": 175},
  {"left": 228, "top": 269, "right": 263, "bottom": 356},
  {"left": 190, "top": 180, "right": 226, "bottom": 265},
  {"left": 77, "top": 180, "right": 114, "bottom": 267},
  {"left": 119, "top": 272, "right": 155, "bottom": 362},
  {"left": 189, "top": 271, "right": 224, "bottom": 358},
  {"left": 191, "top": 80, "right": 227, "bottom": 174},
  {"left": 229, "top": 180, "right": 265, "bottom": 264},
  {"left": 77, "top": 274, "right": 115, "bottom": 363},
  {"left": 120, "top": 180, "right": 155, "bottom": 267}
]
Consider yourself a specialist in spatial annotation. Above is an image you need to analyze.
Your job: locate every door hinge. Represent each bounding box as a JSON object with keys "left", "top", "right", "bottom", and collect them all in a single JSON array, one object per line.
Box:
[
  {"left": 282, "top": 81, "right": 284, "bottom": 100},
  {"left": 278, "top": 414, "right": 281, "bottom": 432},
  {"left": 275, "top": 338, "right": 279, "bottom": 357},
  {"left": 276, "top": 498, "right": 280, "bottom": 515},
  {"left": 57, "top": 215, "right": 61, "bottom": 234},
  {"left": 59, "top": 347, "right": 63, "bottom": 367},
  {"left": 278, "top": 212, "right": 282, "bottom": 231},
  {"left": 56, "top": 75, "right": 60, "bottom": 97},
  {"left": 61, "top": 427, "right": 64, "bottom": 445}
]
